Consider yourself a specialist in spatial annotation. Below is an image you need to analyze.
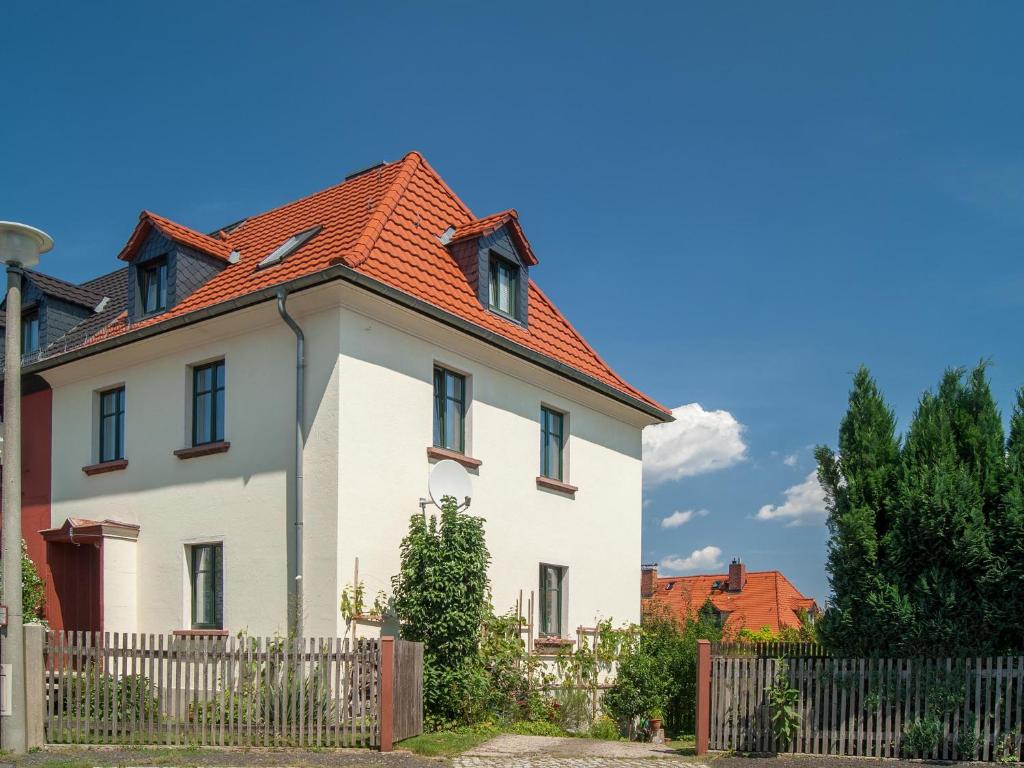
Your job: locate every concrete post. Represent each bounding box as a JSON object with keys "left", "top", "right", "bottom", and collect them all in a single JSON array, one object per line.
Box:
[
  {"left": 379, "top": 636, "right": 394, "bottom": 752},
  {"left": 696, "top": 639, "right": 711, "bottom": 755},
  {"left": 23, "top": 625, "right": 44, "bottom": 748},
  {"left": 2, "top": 265, "right": 26, "bottom": 753}
]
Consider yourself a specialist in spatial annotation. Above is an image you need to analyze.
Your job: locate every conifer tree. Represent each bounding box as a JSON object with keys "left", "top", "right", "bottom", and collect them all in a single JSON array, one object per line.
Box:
[
  {"left": 815, "top": 367, "right": 900, "bottom": 655},
  {"left": 818, "top": 363, "right": 1020, "bottom": 655},
  {"left": 990, "top": 389, "right": 1024, "bottom": 650}
]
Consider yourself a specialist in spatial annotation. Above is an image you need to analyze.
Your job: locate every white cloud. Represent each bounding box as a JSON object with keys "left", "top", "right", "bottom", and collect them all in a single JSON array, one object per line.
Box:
[
  {"left": 783, "top": 453, "right": 798, "bottom": 467},
  {"left": 661, "top": 546, "right": 724, "bottom": 574},
  {"left": 660, "top": 508, "right": 710, "bottom": 528},
  {"left": 756, "top": 470, "right": 827, "bottom": 526},
  {"left": 643, "top": 404, "right": 747, "bottom": 485}
]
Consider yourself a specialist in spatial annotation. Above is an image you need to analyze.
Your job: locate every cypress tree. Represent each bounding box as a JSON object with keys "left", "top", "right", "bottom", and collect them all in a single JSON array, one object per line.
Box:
[
  {"left": 990, "top": 389, "right": 1024, "bottom": 651},
  {"left": 815, "top": 367, "right": 901, "bottom": 655},
  {"left": 818, "top": 364, "right": 1019, "bottom": 656},
  {"left": 888, "top": 369, "right": 993, "bottom": 654}
]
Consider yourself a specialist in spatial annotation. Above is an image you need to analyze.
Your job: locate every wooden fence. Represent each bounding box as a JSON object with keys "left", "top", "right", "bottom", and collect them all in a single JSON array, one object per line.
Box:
[
  {"left": 390, "top": 638, "right": 423, "bottom": 743},
  {"left": 43, "top": 632, "right": 385, "bottom": 747},
  {"left": 703, "top": 648, "right": 1024, "bottom": 761},
  {"left": 710, "top": 641, "right": 830, "bottom": 658}
]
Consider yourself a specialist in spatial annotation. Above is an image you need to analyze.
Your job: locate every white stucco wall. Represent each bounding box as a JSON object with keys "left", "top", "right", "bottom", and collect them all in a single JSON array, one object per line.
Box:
[
  {"left": 334, "top": 287, "right": 646, "bottom": 638},
  {"left": 45, "top": 287, "right": 343, "bottom": 637},
  {"left": 102, "top": 536, "right": 138, "bottom": 633},
  {"left": 44, "top": 281, "right": 652, "bottom": 640}
]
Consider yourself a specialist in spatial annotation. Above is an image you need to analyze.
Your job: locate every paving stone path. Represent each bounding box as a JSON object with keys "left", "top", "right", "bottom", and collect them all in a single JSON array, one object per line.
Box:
[{"left": 454, "top": 734, "right": 705, "bottom": 768}]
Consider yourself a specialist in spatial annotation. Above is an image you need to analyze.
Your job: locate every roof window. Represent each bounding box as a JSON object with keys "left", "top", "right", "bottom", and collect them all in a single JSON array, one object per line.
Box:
[{"left": 257, "top": 225, "right": 322, "bottom": 270}]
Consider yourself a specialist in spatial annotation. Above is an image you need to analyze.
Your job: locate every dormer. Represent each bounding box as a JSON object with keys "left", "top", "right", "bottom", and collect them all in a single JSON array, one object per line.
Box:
[
  {"left": 445, "top": 209, "right": 538, "bottom": 327},
  {"left": 0, "top": 270, "right": 107, "bottom": 359},
  {"left": 118, "top": 211, "right": 235, "bottom": 322}
]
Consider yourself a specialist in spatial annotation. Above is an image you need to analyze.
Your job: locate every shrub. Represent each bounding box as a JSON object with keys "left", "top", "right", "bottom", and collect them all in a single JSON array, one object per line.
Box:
[
  {"left": 602, "top": 650, "right": 666, "bottom": 723},
  {"left": 62, "top": 671, "right": 159, "bottom": 722},
  {"left": 589, "top": 715, "right": 621, "bottom": 740},
  {"left": 392, "top": 495, "right": 491, "bottom": 728},
  {"left": 478, "top": 611, "right": 545, "bottom": 723},
  {"left": 956, "top": 715, "right": 978, "bottom": 759},
  {"left": 630, "top": 600, "right": 723, "bottom": 735},
  {"left": 766, "top": 661, "right": 800, "bottom": 749},
  {"left": 505, "top": 719, "right": 568, "bottom": 736},
  {"left": 552, "top": 686, "right": 593, "bottom": 733},
  {"left": 902, "top": 716, "right": 942, "bottom": 757}
]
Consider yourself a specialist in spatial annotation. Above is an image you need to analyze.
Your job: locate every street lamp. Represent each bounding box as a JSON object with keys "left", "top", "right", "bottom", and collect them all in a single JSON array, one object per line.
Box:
[{"left": 0, "top": 222, "right": 53, "bottom": 754}]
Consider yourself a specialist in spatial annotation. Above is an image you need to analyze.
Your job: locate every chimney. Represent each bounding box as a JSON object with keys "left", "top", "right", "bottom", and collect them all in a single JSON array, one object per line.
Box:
[
  {"left": 728, "top": 558, "right": 747, "bottom": 592},
  {"left": 641, "top": 563, "right": 658, "bottom": 598}
]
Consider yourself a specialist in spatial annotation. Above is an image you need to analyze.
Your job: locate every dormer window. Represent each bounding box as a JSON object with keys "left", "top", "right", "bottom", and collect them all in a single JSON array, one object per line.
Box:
[
  {"left": 488, "top": 254, "right": 520, "bottom": 319},
  {"left": 22, "top": 310, "right": 39, "bottom": 355},
  {"left": 140, "top": 259, "right": 168, "bottom": 316}
]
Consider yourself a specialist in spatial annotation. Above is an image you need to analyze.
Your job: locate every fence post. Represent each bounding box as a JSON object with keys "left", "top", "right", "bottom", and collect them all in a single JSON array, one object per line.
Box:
[
  {"left": 379, "top": 636, "right": 395, "bottom": 752},
  {"left": 23, "top": 624, "right": 45, "bottom": 748},
  {"left": 696, "top": 639, "right": 711, "bottom": 755}
]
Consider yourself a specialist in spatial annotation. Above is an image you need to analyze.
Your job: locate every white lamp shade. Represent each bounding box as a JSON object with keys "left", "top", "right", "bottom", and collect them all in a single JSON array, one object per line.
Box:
[{"left": 0, "top": 222, "right": 54, "bottom": 268}]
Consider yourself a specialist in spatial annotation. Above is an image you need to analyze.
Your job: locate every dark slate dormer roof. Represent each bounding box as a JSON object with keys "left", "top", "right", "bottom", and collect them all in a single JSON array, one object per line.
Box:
[
  {"left": 450, "top": 209, "right": 539, "bottom": 266},
  {"left": 40, "top": 268, "right": 128, "bottom": 356},
  {"left": 81, "top": 267, "right": 130, "bottom": 298},
  {"left": 118, "top": 211, "right": 234, "bottom": 263},
  {"left": 24, "top": 270, "right": 106, "bottom": 310}
]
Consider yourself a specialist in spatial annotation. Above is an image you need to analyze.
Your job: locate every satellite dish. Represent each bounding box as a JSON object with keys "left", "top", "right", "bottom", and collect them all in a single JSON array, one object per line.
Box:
[{"left": 428, "top": 459, "right": 472, "bottom": 510}]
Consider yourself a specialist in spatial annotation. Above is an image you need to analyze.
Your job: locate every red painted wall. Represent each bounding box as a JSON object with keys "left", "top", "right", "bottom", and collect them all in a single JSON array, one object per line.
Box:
[
  {"left": 2, "top": 386, "right": 99, "bottom": 632},
  {"left": 21, "top": 388, "right": 52, "bottom": 573}
]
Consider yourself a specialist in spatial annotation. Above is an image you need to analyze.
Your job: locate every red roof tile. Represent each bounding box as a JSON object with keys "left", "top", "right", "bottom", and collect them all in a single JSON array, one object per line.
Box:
[
  {"left": 450, "top": 209, "right": 539, "bottom": 266},
  {"left": 65, "top": 152, "right": 669, "bottom": 418},
  {"left": 645, "top": 570, "right": 818, "bottom": 633},
  {"left": 118, "top": 211, "right": 234, "bottom": 263}
]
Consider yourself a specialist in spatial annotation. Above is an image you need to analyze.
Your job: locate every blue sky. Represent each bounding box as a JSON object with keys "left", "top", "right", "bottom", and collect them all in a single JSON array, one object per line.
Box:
[{"left": 3, "top": 1, "right": 1023, "bottom": 607}]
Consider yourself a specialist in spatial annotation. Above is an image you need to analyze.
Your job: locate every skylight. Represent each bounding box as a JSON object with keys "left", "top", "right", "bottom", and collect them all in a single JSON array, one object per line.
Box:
[{"left": 257, "top": 225, "right": 322, "bottom": 269}]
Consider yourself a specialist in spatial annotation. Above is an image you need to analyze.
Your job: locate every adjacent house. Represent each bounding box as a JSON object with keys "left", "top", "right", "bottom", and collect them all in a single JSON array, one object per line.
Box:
[
  {"left": 641, "top": 559, "right": 818, "bottom": 633},
  {"left": 2, "top": 151, "right": 671, "bottom": 643}
]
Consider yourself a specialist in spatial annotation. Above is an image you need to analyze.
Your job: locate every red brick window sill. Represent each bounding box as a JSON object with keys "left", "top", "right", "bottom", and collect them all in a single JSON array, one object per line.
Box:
[
  {"left": 536, "top": 476, "right": 578, "bottom": 496},
  {"left": 82, "top": 459, "right": 129, "bottom": 476},
  {"left": 426, "top": 446, "right": 482, "bottom": 469},
  {"left": 174, "top": 441, "right": 231, "bottom": 460},
  {"left": 172, "top": 629, "right": 229, "bottom": 637}
]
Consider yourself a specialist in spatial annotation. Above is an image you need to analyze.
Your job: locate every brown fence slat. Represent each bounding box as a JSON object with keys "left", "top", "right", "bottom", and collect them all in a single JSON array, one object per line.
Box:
[{"left": 34, "top": 631, "right": 418, "bottom": 749}]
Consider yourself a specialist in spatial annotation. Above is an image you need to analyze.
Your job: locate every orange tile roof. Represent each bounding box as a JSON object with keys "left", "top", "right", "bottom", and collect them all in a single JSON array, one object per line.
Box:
[
  {"left": 645, "top": 570, "right": 818, "bottom": 633},
  {"left": 52, "top": 152, "right": 669, "bottom": 418},
  {"left": 451, "top": 209, "right": 538, "bottom": 266},
  {"left": 118, "top": 210, "right": 234, "bottom": 263}
]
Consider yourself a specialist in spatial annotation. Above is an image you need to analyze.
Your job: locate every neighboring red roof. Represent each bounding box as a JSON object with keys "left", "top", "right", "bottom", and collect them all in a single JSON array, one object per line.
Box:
[
  {"left": 118, "top": 210, "right": 234, "bottom": 263},
  {"left": 73, "top": 151, "right": 668, "bottom": 417},
  {"left": 645, "top": 570, "right": 818, "bottom": 633},
  {"left": 450, "top": 209, "right": 539, "bottom": 266}
]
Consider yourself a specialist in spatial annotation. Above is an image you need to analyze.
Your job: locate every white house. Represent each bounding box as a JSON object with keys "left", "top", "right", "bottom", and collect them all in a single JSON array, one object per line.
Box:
[{"left": 10, "top": 151, "right": 671, "bottom": 645}]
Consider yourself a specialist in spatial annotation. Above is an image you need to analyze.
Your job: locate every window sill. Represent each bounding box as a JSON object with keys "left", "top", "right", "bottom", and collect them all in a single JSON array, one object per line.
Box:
[
  {"left": 172, "top": 629, "right": 229, "bottom": 637},
  {"left": 534, "top": 637, "right": 574, "bottom": 654},
  {"left": 82, "top": 459, "right": 129, "bottom": 476},
  {"left": 174, "top": 441, "right": 231, "bottom": 460},
  {"left": 426, "top": 446, "right": 482, "bottom": 469},
  {"left": 536, "top": 476, "right": 578, "bottom": 496}
]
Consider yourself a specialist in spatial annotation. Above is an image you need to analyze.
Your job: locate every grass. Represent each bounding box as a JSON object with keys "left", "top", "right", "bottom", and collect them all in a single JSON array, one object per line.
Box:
[
  {"left": 664, "top": 734, "right": 697, "bottom": 755},
  {"left": 397, "top": 727, "right": 499, "bottom": 756},
  {"left": 397, "top": 720, "right": 579, "bottom": 756},
  {"left": 17, "top": 745, "right": 338, "bottom": 768}
]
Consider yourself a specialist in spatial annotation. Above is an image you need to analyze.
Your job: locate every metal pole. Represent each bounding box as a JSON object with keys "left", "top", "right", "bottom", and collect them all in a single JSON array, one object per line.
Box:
[{"left": 2, "top": 264, "right": 26, "bottom": 753}]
